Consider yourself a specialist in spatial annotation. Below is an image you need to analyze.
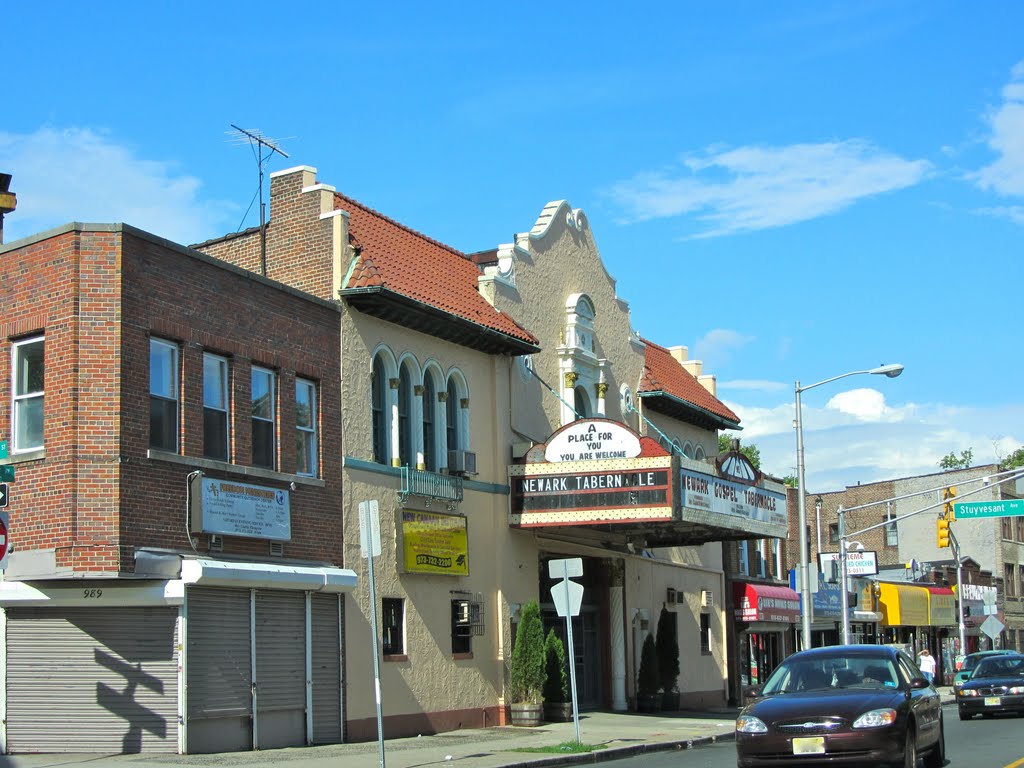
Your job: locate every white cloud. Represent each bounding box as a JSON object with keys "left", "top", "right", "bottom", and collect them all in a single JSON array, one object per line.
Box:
[
  {"left": 0, "top": 127, "right": 237, "bottom": 245},
  {"left": 691, "top": 328, "right": 754, "bottom": 367},
  {"left": 724, "top": 391, "right": 1024, "bottom": 490},
  {"left": 973, "top": 59, "right": 1024, "bottom": 197},
  {"left": 607, "top": 140, "right": 931, "bottom": 238},
  {"left": 974, "top": 205, "right": 1024, "bottom": 225}
]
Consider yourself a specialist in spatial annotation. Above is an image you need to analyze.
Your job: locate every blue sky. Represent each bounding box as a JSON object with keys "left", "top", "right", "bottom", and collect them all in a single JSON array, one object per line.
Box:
[{"left": 4, "top": 2, "right": 1023, "bottom": 491}]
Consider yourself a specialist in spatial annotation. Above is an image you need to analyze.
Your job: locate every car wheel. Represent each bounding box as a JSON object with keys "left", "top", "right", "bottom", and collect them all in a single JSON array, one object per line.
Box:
[
  {"left": 901, "top": 727, "right": 917, "bottom": 768},
  {"left": 924, "top": 717, "right": 945, "bottom": 768}
]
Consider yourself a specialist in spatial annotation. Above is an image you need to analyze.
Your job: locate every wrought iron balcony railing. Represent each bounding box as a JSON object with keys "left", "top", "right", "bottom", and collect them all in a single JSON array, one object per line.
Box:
[{"left": 398, "top": 466, "right": 463, "bottom": 508}]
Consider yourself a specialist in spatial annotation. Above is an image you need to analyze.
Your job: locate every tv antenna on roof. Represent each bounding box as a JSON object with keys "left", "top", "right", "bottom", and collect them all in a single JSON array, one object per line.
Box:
[{"left": 227, "top": 124, "right": 289, "bottom": 276}]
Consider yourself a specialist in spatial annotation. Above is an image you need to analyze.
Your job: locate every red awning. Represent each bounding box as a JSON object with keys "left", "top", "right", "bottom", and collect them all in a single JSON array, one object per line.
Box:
[{"left": 733, "top": 582, "right": 800, "bottom": 624}]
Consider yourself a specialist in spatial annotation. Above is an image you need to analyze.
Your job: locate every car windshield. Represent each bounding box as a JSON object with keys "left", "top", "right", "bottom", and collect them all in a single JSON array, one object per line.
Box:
[
  {"left": 973, "top": 657, "right": 1024, "bottom": 679},
  {"left": 761, "top": 655, "right": 900, "bottom": 694}
]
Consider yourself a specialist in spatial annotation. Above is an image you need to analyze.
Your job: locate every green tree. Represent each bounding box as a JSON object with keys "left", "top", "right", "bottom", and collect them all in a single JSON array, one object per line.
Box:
[
  {"left": 542, "top": 629, "right": 569, "bottom": 704},
  {"left": 654, "top": 606, "right": 680, "bottom": 694},
  {"left": 718, "top": 434, "right": 761, "bottom": 470},
  {"left": 1000, "top": 446, "right": 1024, "bottom": 470},
  {"left": 637, "top": 632, "right": 661, "bottom": 696},
  {"left": 508, "top": 600, "right": 546, "bottom": 704},
  {"left": 939, "top": 449, "right": 973, "bottom": 470},
  {"left": 782, "top": 474, "right": 798, "bottom": 487}
]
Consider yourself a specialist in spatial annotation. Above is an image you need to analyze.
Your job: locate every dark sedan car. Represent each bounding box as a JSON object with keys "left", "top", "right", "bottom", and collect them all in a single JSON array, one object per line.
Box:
[
  {"left": 956, "top": 652, "right": 1024, "bottom": 720},
  {"left": 736, "top": 645, "right": 944, "bottom": 768}
]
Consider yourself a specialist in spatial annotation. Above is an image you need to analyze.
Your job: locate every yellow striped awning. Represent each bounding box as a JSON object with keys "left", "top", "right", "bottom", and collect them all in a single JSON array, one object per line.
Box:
[{"left": 878, "top": 582, "right": 929, "bottom": 627}]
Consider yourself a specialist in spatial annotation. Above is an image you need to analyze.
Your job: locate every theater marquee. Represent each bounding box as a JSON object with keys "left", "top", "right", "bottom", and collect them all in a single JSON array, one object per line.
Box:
[{"left": 510, "top": 418, "right": 673, "bottom": 527}]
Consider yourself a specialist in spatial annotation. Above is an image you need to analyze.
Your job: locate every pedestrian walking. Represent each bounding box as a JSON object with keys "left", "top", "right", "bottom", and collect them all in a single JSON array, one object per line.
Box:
[{"left": 918, "top": 648, "right": 936, "bottom": 683}]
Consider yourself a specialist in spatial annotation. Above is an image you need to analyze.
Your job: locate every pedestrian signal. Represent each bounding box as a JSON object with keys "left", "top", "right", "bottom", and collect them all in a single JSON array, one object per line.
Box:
[{"left": 936, "top": 517, "right": 951, "bottom": 548}]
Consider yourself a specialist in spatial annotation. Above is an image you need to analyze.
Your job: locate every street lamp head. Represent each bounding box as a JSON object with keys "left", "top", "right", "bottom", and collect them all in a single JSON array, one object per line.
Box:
[{"left": 870, "top": 363, "right": 904, "bottom": 379}]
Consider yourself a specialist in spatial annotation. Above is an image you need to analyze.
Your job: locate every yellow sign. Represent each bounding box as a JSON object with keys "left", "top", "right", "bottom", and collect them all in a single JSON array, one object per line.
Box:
[{"left": 401, "top": 510, "right": 469, "bottom": 576}]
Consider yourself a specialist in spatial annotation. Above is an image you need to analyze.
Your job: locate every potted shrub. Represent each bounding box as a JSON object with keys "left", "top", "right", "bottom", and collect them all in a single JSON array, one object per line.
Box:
[
  {"left": 507, "top": 600, "right": 546, "bottom": 726},
  {"left": 636, "top": 632, "right": 661, "bottom": 713},
  {"left": 655, "top": 606, "right": 680, "bottom": 710},
  {"left": 542, "top": 629, "right": 572, "bottom": 722}
]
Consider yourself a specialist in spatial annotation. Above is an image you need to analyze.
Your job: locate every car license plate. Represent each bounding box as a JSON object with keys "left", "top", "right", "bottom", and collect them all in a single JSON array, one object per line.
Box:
[
  {"left": 985, "top": 696, "right": 1001, "bottom": 706},
  {"left": 792, "top": 737, "right": 826, "bottom": 755}
]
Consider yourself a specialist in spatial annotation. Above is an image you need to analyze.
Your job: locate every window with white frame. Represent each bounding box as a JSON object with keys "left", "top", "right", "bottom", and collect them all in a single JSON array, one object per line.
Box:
[
  {"left": 371, "top": 355, "right": 389, "bottom": 464},
  {"left": 203, "top": 353, "right": 230, "bottom": 461},
  {"left": 738, "top": 540, "right": 749, "bottom": 575},
  {"left": 149, "top": 338, "right": 179, "bottom": 452},
  {"left": 251, "top": 366, "right": 276, "bottom": 469},
  {"left": 884, "top": 508, "right": 899, "bottom": 547},
  {"left": 382, "top": 597, "right": 405, "bottom": 656},
  {"left": 295, "top": 378, "right": 317, "bottom": 477},
  {"left": 12, "top": 336, "right": 44, "bottom": 453}
]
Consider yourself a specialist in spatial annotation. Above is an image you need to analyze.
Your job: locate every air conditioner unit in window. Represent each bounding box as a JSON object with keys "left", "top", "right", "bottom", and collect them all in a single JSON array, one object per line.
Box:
[
  {"left": 455, "top": 600, "right": 471, "bottom": 625},
  {"left": 701, "top": 589, "right": 714, "bottom": 608},
  {"left": 448, "top": 449, "right": 477, "bottom": 476}
]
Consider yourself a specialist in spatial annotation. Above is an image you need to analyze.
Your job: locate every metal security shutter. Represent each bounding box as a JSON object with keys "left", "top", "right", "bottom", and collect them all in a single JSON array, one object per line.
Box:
[
  {"left": 6, "top": 606, "right": 178, "bottom": 753},
  {"left": 186, "top": 587, "right": 251, "bottom": 753},
  {"left": 310, "top": 592, "right": 342, "bottom": 744},
  {"left": 254, "top": 590, "right": 306, "bottom": 749}
]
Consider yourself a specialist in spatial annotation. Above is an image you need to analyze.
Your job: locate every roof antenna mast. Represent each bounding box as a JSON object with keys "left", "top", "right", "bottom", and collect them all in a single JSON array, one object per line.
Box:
[{"left": 228, "top": 125, "right": 289, "bottom": 276}]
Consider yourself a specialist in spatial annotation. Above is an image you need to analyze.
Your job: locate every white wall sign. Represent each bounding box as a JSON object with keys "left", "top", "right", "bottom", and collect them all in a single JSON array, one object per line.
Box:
[
  {"left": 678, "top": 468, "right": 787, "bottom": 527},
  {"left": 193, "top": 478, "right": 291, "bottom": 541},
  {"left": 544, "top": 419, "right": 641, "bottom": 463},
  {"left": 818, "top": 551, "right": 879, "bottom": 577}
]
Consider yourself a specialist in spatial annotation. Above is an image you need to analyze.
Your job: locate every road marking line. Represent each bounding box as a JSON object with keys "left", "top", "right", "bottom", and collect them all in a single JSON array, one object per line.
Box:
[{"left": 1003, "top": 757, "right": 1024, "bottom": 768}]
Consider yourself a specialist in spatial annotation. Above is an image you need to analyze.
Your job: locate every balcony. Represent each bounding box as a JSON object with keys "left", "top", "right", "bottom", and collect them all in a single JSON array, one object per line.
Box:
[{"left": 398, "top": 467, "right": 463, "bottom": 508}]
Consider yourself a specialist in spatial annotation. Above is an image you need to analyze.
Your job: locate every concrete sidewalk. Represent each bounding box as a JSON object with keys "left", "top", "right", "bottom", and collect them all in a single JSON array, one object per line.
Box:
[{"left": 0, "top": 689, "right": 956, "bottom": 768}]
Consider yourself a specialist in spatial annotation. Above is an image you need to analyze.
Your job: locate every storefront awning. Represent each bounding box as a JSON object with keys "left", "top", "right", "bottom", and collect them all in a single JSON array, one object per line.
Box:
[
  {"left": 926, "top": 586, "right": 956, "bottom": 626},
  {"left": 878, "top": 582, "right": 929, "bottom": 627},
  {"left": 734, "top": 581, "right": 800, "bottom": 624}
]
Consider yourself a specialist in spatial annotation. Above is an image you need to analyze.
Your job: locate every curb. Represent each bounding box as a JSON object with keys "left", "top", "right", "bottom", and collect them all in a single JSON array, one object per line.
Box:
[{"left": 497, "top": 729, "right": 738, "bottom": 768}]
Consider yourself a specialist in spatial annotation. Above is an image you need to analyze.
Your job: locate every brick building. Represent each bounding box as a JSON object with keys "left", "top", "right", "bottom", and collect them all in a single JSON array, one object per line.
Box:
[{"left": 0, "top": 223, "right": 355, "bottom": 753}]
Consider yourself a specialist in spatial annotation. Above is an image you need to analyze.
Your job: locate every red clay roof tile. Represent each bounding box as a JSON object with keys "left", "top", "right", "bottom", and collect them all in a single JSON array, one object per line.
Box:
[
  {"left": 336, "top": 192, "right": 537, "bottom": 345},
  {"left": 640, "top": 338, "right": 740, "bottom": 425}
]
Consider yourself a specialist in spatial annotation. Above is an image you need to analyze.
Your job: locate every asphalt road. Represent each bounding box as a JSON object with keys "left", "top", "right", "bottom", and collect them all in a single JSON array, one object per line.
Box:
[{"left": 603, "top": 704, "right": 1024, "bottom": 768}]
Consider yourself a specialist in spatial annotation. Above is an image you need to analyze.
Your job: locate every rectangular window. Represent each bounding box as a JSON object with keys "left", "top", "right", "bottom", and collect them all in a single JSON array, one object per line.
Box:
[
  {"left": 203, "top": 353, "right": 230, "bottom": 461},
  {"left": 1016, "top": 516, "right": 1024, "bottom": 542},
  {"left": 884, "top": 511, "right": 898, "bottom": 547},
  {"left": 295, "top": 378, "right": 318, "bottom": 477},
  {"left": 149, "top": 338, "right": 179, "bottom": 451},
  {"left": 700, "top": 613, "right": 711, "bottom": 654},
  {"left": 12, "top": 336, "right": 44, "bottom": 453},
  {"left": 829, "top": 523, "right": 840, "bottom": 544},
  {"left": 1019, "top": 565, "right": 1024, "bottom": 600},
  {"left": 451, "top": 599, "right": 472, "bottom": 655},
  {"left": 770, "top": 538, "right": 782, "bottom": 579},
  {"left": 382, "top": 598, "right": 405, "bottom": 656},
  {"left": 1003, "top": 517, "right": 1014, "bottom": 540},
  {"left": 737, "top": 540, "right": 748, "bottom": 576},
  {"left": 251, "top": 366, "right": 276, "bottom": 469},
  {"left": 1006, "top": 563, "right": 1017, "bottom": 598}
]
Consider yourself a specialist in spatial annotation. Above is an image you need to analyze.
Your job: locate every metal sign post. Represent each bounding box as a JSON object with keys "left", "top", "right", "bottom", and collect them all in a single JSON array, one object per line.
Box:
[
  {"left": 359, "top": 500, "right": 385, "bottom": 768},
  {"left": 549, "top": 558, "right": 583, "bottom": 744}
]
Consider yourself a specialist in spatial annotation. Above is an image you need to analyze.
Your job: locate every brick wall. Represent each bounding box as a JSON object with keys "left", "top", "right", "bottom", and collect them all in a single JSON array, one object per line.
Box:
[{"left": 0, "top": 225, "right": 343, "bottom": 574}]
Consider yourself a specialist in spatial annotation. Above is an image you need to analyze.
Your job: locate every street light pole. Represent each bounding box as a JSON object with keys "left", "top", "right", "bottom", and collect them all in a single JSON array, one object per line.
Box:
[
  {"left": 795, "top": 363, "right": 904, "bottom": 651},
  {"left": 839, "top": 507, "right": 851, "bottom": 644}
]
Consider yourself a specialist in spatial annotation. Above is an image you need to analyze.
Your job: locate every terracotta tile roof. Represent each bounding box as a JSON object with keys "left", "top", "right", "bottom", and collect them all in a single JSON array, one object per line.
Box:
[
  {"left": 640, "top": 338, "right": 741, "bottom": 427},
  {"left": 336, "top": 192, "right": 537, "bottom": 346}
]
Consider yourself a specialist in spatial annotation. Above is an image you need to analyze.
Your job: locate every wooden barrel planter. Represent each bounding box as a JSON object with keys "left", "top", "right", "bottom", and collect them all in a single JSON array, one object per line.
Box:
[{"left": 509, "top": 702, "right": 544, "bottom": 727}]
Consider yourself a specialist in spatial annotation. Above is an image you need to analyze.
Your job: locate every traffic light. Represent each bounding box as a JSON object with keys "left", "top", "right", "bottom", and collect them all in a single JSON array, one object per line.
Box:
[
  {"left": 943, "top": 486, "right": 957, "bottom": 520},
  {"left": 936, "top": 517, "right": 951, "bottom": 548}
]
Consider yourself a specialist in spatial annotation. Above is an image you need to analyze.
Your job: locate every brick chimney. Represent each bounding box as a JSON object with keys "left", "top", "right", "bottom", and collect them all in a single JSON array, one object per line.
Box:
[{"left": 0, "top": 173, "right": 16, "bottom": 245}]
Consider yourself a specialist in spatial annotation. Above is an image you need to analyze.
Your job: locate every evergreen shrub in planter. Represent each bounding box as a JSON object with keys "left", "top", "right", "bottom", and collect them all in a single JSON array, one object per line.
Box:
[
  {"left": 636, "top": 632, "right": 661, "bottom": 713},
  {"left": 508, "top": 600, "right": 546, "bottom": 726},
  {"left": 543, "top": 629, "right": 572, "bottom": 722}
]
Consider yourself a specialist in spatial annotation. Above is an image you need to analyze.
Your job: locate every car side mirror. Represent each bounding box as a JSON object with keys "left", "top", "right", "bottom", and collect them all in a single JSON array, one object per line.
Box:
[
  {"left": 743, "top": 685, "right": 763, "bottom": 702},
  {"left": 909, "top": 677, "right": 930, "bottom": 690}
]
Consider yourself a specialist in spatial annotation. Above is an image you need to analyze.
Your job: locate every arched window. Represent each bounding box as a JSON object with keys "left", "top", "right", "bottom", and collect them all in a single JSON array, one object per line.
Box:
[
  {"left": 446, "top": 377, "right": 461, "bottom": 454},
  {"left": 398, "top": 363, "right": 414, "bottom": 467},
  {"left": 573, "top": 385, "right": 592, "bottom": 420},
  {"left": 694, "top": 445, "right": 706, "bottom": 461},
  {"left": 371, "top": 355, "right": 389, "bottom": 464},
  {"left": 423, "top": 373, "right": 438, "bottom": 471}
]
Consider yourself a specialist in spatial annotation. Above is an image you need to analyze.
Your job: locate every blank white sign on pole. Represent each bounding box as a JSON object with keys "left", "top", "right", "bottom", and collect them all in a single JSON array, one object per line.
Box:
[{"left": 359, "top": 500, "right": 382, "bottom": 559}]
